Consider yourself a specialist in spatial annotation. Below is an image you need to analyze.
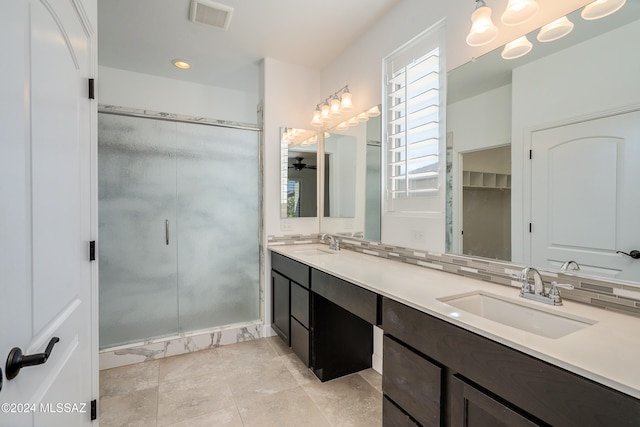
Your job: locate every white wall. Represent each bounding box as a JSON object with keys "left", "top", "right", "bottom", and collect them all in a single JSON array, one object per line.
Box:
[
  {"left": 511, "top": 19, "right": 640, "bottom": 263},
  {"left": 447, "top": 84, "right": 512, "bottom": 253},
  {"left": 98, "top": 66, "right": 258, "bottom": 124}
]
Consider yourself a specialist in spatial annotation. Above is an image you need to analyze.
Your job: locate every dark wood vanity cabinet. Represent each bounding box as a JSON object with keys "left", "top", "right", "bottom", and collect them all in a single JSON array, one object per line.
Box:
[
  {"left": 271, "top": 251, "right": 378, "bottom": 380},
  {"left": 382, "top": 297, "right": 640, "bottom": 427},
  {"left": 271, "top": 252, "right": 310, "bottom": 364}
]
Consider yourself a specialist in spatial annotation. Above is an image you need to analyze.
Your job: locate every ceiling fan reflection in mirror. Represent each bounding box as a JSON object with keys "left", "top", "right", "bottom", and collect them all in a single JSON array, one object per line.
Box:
[{"left": 289, "top": 157, "right": 317, "bottom": 171}]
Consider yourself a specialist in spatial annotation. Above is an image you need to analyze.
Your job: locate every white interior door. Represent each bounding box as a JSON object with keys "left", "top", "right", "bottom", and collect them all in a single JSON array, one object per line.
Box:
[
  {"left": 0, "top": 1, "right": 96, "bottom": 426},
  {"left": 530, "top": 110, "right": 640, "bottom": 281}
]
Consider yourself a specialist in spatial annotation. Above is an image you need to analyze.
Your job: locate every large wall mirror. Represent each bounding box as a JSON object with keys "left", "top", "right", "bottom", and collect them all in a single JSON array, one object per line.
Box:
[
  {"left": 446, "top": 3, "right": 640, "bottom": 284},
  {"left": 280, "top": 128, "right": 319, "bottom": 218},
  {"left": 320, "top": 106, "right": 382, "bottom": 240}
]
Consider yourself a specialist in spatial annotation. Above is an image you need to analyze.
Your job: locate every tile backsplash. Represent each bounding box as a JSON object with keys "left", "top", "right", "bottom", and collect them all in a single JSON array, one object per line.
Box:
[{"left": 268, "top": 234, "right": 640, "bottom": 317}]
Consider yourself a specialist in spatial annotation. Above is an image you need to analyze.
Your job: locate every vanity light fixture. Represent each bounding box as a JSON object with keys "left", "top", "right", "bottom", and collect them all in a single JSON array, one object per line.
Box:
[
  {"left": 340, "top": 87, "right": 353, "bottom": 111},
  {"left": 172, "top": 59, "right": 191, "bottom": 69},
  {"left": 501, "top": 35, "right": 533, "bottom": 59},
  {"left": 311, "top": 106, "right": 323, "bottom": 127},
  {"left": 581, "top": 0, "right": 626, "bottom": 20},
  {"left": 309, "top": 85, "right": 353, "bottom": 128},
  {"left": 501, "top": 0, "right": 539, "bottom": 26},
  {"left": 366, "top": 105, "right": 381, "bottom": 117},
  {"left": 320, "top": 102, "right": 332, "bottom": 123},
  {"left": 537, "top": 16, "right": 574, "bottom": 42},
  {"left": 466, "top": 0, "right": 499, "bottom": 47}
]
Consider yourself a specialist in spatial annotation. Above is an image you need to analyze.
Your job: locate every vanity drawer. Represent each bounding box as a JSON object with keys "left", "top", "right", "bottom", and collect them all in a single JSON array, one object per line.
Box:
[
  {"left": 272, "top": 252, "right": 310, "bottom": 288},
  {"left": 291, "top": 281, "right": 309, "bottom": 328},
  {"left": 383, "top": 396, "right": 419, "bottom": 427},
  {"left": 291, "top": 317, "right": 309, "bottom": 367},
  {"left": 383, "top": 335, "right": 442, "bottom": 427},
  {"left": 311, "top": 269, "right": 377, "bottom": 324}
]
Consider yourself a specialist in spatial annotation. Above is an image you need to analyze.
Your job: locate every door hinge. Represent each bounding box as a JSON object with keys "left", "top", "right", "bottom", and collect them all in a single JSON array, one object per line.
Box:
[
  {"left": 89, "top": 241, "right": 96, "bottom": 261},
  {"left": 88, "top": 78, "right": 95, "bottom": 100},
  {"left": 529, "top": 223, "right": 532, "bottom": 233},
  {"left": 529, "top": 149, "right": 533, "bottom": 159},
  {"left": 90, "top": 399, "right": 97, "bottom": 420}
]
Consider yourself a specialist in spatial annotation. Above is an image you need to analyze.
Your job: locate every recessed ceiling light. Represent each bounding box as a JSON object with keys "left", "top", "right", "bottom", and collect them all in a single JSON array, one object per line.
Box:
[{"left": 172, "top": 59, "right": 191, "bottom": 69}]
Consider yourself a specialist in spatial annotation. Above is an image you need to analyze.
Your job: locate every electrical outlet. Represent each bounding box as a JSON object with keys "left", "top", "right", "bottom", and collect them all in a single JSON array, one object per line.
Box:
[
  {"left": 411, "top": 230, "right": 425, "bottom": 242},
  {"left": 344, "top": 218, "right": 354, "bottom": 230},
  {"left": 281, "top": 219, "right": 292, "bottom": 231}
]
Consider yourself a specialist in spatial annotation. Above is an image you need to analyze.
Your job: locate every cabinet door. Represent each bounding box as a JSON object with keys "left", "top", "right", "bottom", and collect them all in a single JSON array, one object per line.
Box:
[
  {"left": 272, "top": 270, "right": 290, "bottom": 345},
  {"left": 449, "top": 375, "right": 540, "bottom": 427}
]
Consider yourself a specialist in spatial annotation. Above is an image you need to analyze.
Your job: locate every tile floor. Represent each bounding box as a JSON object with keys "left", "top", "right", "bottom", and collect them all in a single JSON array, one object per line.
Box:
[{"left": 99, "top": 337, "right": 382, "bottom": 426}]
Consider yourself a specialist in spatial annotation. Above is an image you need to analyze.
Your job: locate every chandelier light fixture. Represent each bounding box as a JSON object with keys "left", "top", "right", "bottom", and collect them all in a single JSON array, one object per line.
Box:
[
  {"left": 501, "top": 0, "right": 540, "bottom": 26},
  {"left": 581, "top": 0, "right": 626, "bottom": 20},
  {"left": 466, "top": 0, "right": 499, "bottom": 47},
  {"left": 310, "top": 85, "right": 353, "bottom": 128}
]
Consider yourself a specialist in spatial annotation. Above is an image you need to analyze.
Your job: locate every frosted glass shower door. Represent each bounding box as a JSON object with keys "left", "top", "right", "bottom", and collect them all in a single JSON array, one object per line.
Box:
[
  {"left": 98, "top": 114, "right": 179, "bottom": 348},
  {"left": 175, "top": 123, "right": 260, "bottom": 331}
]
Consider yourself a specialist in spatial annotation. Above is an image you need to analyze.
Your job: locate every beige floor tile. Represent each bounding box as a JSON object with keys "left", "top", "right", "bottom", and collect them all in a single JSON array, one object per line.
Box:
[
  {"left": 358, "top": 368, "right": 383, "bottom": 394},
  {"left": 303, "top": 373, "right": 383, "bottom": 427},
  {"left": 237, "top": 386, "right": 331, "bottom": 427},
  {"left": 100, "top": 359, "right": 160, "bottom": 399},
  {"left": 265, "top": 335, "right": 293, "bottom": 356},
  {"left": 158, "top": 349, "right": 222, "bottom": 384},
  {"left": 215, "top": 338, "right": 280, "bottom": 365},
  {"left": 163, "top": 405, "right": 243, "bottom": 427},
  {"left": 99, "top": 387, "right": 158, "bottom": 427},
  {"left": 227, "top": 357, "right": 300, "bottom": 402},
  {"left": 157, "top": 374, "right": 235, "bottom": 426},
  {"left": 281, "top": 352, "right": 320, "bottom": 386}
]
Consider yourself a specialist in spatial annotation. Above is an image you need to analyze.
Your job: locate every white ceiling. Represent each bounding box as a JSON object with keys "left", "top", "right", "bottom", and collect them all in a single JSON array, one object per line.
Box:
[{"left": 98, "top": 0, "right": 400, "bottom": 93}]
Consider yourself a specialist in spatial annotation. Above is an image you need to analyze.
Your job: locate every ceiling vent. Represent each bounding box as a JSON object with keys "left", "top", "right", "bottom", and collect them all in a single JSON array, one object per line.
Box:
[{"left": 189, "top": 0, "right": 234, "bottom": 31}]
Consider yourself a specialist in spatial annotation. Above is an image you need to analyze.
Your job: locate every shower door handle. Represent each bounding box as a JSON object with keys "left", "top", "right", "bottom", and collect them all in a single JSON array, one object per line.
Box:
[{"left": 165, "top": 220, "right": 169, "bottom": 245}]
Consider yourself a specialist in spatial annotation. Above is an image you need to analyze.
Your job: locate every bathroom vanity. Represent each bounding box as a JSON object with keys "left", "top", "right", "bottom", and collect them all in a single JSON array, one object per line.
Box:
[
  {"left": 270, "top": 244, "right": 640, "bottom": 426},
  {"left": 271, "top": 251, "right": 378, "bottom": 381}
]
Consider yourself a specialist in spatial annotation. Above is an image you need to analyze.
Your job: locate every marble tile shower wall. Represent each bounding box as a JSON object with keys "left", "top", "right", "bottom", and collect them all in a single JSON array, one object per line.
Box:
[{"left": 268, "top": 234, "right": 640, "bottom": 317}]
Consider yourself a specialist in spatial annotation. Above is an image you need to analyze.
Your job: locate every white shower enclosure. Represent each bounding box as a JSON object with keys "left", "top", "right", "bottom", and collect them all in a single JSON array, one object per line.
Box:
[{"left": 98, "top": 112, "right": 260, "bottom": 349}]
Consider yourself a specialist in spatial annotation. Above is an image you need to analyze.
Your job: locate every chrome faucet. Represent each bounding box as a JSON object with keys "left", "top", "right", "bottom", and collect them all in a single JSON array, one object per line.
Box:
[
  {"left": 320, "top": 233, "right": 340, "bottom": 251},
  {"left": 560, "top": 260, "right": 580, "bottom": 272},
  {"left": 518, "top": 267, "right": 574, "bottom": 306}
]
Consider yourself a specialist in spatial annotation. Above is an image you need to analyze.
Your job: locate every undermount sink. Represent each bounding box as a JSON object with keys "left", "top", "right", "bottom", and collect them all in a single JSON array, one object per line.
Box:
[
  {"left": 292, "top": 248, "right": 336, "bottom": 256},
  {"left": 438, "top": 291, "right": 596, "bottom": 339}
]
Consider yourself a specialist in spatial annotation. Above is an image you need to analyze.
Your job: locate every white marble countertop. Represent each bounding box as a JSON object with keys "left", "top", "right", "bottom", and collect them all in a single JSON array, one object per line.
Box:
[{"left": 270, "top": 243, "right": 640, "bottom": 399}]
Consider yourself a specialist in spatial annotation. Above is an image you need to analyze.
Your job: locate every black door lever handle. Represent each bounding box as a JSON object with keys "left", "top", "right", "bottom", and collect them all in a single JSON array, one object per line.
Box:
[
  {"left": 616, "top": 250, "right": 640, "bottom": 259},
  {"left": 5, "top": 337, "right": 60, "bottom": 380}
]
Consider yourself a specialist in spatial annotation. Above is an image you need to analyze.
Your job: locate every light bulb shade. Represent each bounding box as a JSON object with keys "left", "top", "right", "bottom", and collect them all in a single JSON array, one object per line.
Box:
[
  {"left": 366, "top": 106, "right": 381, "bottom": 117},
  {"left": 340, "top": 91, "right": 353, "bottom": 111},
  {"left": 321, "top": 103, "right": 331, "bottom": 122},
  {"left": 336, "top": 121, "right": 349, "bottom": 130},
  {"left": 501, "top": 35, "right": 533, "bottom": 60},
  {"left": 537, "top": 16, "right": 574, "bottom": 42},
  {"left": 330, "top": 96, "right": 342, "bottom": 116},
  {"left": 357, "top": 112, "right": 368, "bottom": 122},
  {"left": 501, "top": 0, "right": 539, "bottom": 26},
  {"left": 466, "top": 4, "right": 498, "bottom": 47},
  {"left": 310, "top": 109, "right": 323, "bottom": 127},
  {"left": 347, "top": 116, "right": 359, "bottom": 126},
  {"left": 581, "top": 0, "right": 626, "bottom": 20}
]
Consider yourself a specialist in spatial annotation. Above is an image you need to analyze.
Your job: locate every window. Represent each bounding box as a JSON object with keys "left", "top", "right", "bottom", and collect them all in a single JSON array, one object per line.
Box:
[{"left": 383, "top": 20, "right": 446, "bottom": 213}]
